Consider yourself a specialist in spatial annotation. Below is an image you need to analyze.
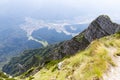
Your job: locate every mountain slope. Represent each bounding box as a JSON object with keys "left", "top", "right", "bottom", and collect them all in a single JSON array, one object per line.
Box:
[
  {"left": 2, "top": 15, "right": 120, "bottom": 77},
  {"left": 0, "top": 27, "right": 41, "bottom": 70},
  {"left": 0, "top": 21, "right": 87, "bottom": 70},
  {"left": 46, "top": 15, "right": 120, "bottom": 60},
  {"left": 30, "top": 32, "right": 120, "bottom": 80},
  {"left": 0, "top": 71, "right": 16, "bottom": 80},
  {"left": 2, "top": 43, "right": 64, "bottom": 76}
]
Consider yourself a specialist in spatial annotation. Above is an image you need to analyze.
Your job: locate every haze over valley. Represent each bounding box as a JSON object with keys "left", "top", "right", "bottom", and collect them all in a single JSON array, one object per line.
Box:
[{"left": 0, "top": 0, "right": 120, "bottom": 80}]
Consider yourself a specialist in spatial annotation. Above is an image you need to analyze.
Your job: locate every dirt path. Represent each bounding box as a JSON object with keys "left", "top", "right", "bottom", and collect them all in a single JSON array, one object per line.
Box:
[{"left": 102, "top": 47, "right": 120, "bottom": 80}]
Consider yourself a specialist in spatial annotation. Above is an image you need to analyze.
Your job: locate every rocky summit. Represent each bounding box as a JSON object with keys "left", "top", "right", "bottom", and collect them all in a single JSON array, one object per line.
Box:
[
  {"left": 84, "top": 15, "right": 120, "bottom": 42},
  {"left": 49, "top": 15, "right": 120, "bottom": 60}
]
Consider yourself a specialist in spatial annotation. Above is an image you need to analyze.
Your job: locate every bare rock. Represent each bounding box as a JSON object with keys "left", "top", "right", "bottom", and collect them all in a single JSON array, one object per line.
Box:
[{"left": 49, "top": 15, "right": 120, "bottom": 60}]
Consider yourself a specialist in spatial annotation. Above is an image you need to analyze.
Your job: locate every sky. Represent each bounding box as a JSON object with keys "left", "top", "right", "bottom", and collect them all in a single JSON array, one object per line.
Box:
[{"left": 0, "top": 0, "right": 120, "bottom": 22}]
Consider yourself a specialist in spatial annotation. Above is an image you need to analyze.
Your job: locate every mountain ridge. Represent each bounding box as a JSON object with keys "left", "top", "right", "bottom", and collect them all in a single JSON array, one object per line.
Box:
[
  {"left": 31, "top": 32, "right": 120, "bottom": 80},
  {"left": 48, "top": 15, "right": 120, "bottom": 60},
  {"left": 2, "top": 15, "right": 120, "bottom": 77}
]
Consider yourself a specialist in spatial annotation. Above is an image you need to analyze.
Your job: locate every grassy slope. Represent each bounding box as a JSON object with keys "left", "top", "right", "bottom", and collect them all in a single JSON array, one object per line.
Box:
[
  {"left": 0, "top": 71, "right": 16, "bottom": 80},
  {"left": 22, "top": 33, "right": 120, "bottom": 80}
]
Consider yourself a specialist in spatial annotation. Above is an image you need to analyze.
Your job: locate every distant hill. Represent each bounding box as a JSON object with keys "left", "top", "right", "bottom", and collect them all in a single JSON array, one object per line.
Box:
[
  {"left": 0, "top": 19, "right": 87, "bottom": 69},
  {"left": 0, "top": 27, "right": 41, "bottom": 70}
]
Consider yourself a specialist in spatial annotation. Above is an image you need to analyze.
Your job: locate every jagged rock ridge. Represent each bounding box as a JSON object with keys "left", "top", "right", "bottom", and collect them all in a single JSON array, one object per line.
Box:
[{"left": 49, "top": 15, "right": 120, "bottom": 60}]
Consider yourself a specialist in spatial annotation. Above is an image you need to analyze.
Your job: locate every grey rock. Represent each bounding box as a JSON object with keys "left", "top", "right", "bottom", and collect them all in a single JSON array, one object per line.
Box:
[
  {"left": 84, "top": 15, "right": 120, "bottom": 42},
  {"left": 50, "top": 15, "right": 120, "bottom": 60}
]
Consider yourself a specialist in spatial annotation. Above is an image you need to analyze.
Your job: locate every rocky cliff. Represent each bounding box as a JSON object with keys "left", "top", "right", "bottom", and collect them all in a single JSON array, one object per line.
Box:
[{"left": 49, "top": 15, "right": 120, "bottom": 60}]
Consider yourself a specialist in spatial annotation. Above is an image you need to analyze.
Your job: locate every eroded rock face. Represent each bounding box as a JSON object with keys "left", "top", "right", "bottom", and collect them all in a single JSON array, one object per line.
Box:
[
  {"left": 84, "top": 15, "right": 120, "bottom": 42},
  {"left": 50, "top": 15, "right": 120, "bottom": 60}
]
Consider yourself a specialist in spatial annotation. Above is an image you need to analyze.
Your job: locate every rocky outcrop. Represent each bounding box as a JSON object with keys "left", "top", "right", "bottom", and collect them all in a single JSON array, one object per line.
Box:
[
  {"left": 49, "top": 15, "right": 120, "bottom": 60},
  {"left": 84, "top": 15, "right": 120, "bottom": 42}
]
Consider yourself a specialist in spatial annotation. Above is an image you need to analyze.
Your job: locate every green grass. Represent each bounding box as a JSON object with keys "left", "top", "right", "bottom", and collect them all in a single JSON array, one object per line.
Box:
[
  {"left": 75, "top": 33, "right": 84, "bottom": 42},
  {"left": 21, "top": 33, "right": 120, "bottom": 80},
  {"left": 0, "top": 72, "right": 16, "bottom": 80}
]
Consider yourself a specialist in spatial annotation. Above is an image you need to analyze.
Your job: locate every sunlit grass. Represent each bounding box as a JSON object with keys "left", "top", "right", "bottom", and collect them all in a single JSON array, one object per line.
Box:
[{"left": 24, "top": 33, "right": 120, "bottom": 80}]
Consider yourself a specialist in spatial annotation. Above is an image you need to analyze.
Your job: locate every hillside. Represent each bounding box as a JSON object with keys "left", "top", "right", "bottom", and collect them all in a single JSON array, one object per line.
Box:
[
  {"left": 27, "top": 31, "right": 120, "bottom": 80},
  {"left": 1, "top": 29, "right": 119, "bottom": 80},
  {"left": 2, "top": 43, "right": 63, "bottom": 76},
  {"left": 0, "top": 27, "right": 42, "bottom": 70},
  {"left": 0, "top": 71, "right": 16, "bottom": 80},
  {"left": 2, "top": 15, "right": 120, "bottom": 77},
  {"left": 0, "top": 21, "right": 87, "bottom": 70}
]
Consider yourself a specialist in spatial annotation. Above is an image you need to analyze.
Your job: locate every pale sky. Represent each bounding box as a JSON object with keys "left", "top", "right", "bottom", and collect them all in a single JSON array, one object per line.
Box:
[{"left": 0, "top": 0, "right": 120, "bottom": 21}]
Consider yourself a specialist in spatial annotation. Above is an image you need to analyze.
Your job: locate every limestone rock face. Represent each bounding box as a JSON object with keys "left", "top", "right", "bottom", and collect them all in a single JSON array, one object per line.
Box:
[
  {"left": 50, "top": 15, "right": 120, "bottom": 59},
  {"left": 84, "top": 15, "right": 120, "bottom": 42}
]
